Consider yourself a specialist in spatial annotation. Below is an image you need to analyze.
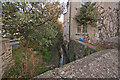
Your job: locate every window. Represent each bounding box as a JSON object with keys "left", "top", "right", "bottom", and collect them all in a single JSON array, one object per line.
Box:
[{"left": 77, "top": 25, "right": 87, "bottom": 34}]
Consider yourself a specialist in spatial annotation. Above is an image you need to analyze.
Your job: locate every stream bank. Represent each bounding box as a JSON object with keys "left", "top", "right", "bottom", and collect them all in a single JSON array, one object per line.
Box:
[{"left": 59, "top": 40, "right": 96, "bottom": 67}]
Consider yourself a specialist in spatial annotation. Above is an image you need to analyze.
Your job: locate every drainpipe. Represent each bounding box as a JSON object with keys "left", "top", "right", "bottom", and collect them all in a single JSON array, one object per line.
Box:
[
  {"left": 68, "top": 0, "right": 71, "bottom": 42},
  {"left": 117, "top": 2, "right": 120, "bottom": 79},
  {"left": 117, "top": 2, "right": 120, "bottom": 36}
]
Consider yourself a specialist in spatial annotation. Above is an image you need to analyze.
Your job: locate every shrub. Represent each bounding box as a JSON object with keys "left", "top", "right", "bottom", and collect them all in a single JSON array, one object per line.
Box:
[
  {"left": 42, "top": 49, "right": 53, "bottom": 63},
  {"left": 35, "top": 51, "right": 42, "bottom": 56},
  {"left": 69, "top": 52, "right": 76, "bottom": 62}
]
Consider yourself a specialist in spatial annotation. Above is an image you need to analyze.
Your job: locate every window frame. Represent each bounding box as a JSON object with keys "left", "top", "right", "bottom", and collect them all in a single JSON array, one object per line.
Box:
[{"left": 76, "top": 25, "right": 88, "bottom": 35}]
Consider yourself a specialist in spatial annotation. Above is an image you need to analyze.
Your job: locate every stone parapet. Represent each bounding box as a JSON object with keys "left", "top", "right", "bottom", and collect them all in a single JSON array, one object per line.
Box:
[{"left": 32, "top": 49, "right": 118, "bottom": 78}]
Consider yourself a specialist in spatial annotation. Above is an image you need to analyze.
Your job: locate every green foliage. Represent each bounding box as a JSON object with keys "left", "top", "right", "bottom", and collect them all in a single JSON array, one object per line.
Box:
[
  {"left": 3, "top": 47, "right": 50, "bottom": 78},
  {"left": 2, "top": 2, "right": 63, "bottom": 78},
  {"left": 84, "top": 45, "right": 87, "bottom": 49},
  {"left": 34, "top": 65, "right": 49, "bottom": 76},
  {"left": 28, "top": 40, "right": 38, "bottom": 49},
  {"left": 68, "top": 51, "right": 76, "bottom": 62},
  {"left": 42, "top": 49, "right": 53, "bottom": 63},
  {"left": 35, "top": 51, "right": 42, "bottom": 56},
  {"left": 96, "top": 44, "right": 102, "bottom": 51},
  {"left": 75, "top": 41, "right": 80, "bottom": 47},
  {"left": 115, "top": 48, "right": 118, "bottom": 50},
  {"left": 75, "top": 2, "right": 100, "bottom": 29},
  {"left": 82, "top": 46, "right": 95, "bottom": 57},
  {"left": 81, "top": 51, "right": 88, "bottom": 57},
  {"left": 3, "top": 47, "right": 25, "bottom": 78},
  {"left": 90, "top": 50, "right": 94, "bottom": 54},
  {"left": 69, "top": 40, "right": 95, "bottom": 58},
  {"left": 56, "top": 53, "right": 60, "bottom": 65},
  {"left": 2, "top": 2, "right": 63, "bottom": 49}
]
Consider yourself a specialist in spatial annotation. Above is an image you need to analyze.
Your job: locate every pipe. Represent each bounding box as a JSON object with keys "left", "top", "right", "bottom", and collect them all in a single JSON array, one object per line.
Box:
[{"left": 68, "top": 0, "right": 71, "bottom": 42}]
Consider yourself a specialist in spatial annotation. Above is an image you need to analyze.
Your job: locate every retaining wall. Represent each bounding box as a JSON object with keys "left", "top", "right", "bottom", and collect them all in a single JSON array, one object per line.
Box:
[
  {"left": 33, "top": 49, "right": 118, "bottom": 78},
  {"left": 0, "top": 39, "right": 12, "bottom": 78}
]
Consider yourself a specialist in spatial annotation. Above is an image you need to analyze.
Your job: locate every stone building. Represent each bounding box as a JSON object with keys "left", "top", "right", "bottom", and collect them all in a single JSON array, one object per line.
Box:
[{"left": 63, "top": 1, "right": 119, "bottom": 43}]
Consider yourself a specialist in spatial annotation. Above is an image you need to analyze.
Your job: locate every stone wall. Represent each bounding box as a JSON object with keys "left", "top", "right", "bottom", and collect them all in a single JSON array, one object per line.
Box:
[
  {"left": 101, "top": 36, "right": 119, "bottom": 48},
  {"left": 100, "top": 2, "right": 119, "bottom": 41},
  {"left": 63, "top": 2, "right": 119, "bottom": 44},
  {"left": 32, "top": 49, "right": 118, "bottom": 78},
  {"left": 0, "top": 39, "right": 12, "bottom": 78},
  {"left": 67, "top": 40, "right": 95, "bottom": 60}
]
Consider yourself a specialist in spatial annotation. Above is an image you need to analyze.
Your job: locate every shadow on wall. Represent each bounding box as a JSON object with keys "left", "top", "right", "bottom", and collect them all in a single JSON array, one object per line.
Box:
[{"left": 67, "top": 40, "right": 95, "bottom": 60}]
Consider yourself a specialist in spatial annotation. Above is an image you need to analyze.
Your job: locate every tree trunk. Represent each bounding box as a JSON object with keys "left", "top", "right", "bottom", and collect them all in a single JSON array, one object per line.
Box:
[
  {"left": 83, "top": 24, "right": 87, "bottom": 40},
  {"left": 25, "top": 38, "right": 30, "bottom": 48}
]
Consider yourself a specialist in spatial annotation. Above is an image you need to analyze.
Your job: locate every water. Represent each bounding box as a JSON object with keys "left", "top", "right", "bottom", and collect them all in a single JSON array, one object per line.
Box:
[
  {"left": 60, "top": 54, "right": 63, "bottom": 66},
  {"left": 60, "top": 47, "right": 64, "bottom": 67}
]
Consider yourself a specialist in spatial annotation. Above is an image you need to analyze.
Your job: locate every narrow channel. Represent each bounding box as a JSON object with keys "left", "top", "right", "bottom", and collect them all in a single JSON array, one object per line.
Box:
[
  {"left": 60, "top": 45, "right": 70, "bottom": 67},
  {"left": 60, "top": 47, "right": 63, "bottom": 66}
]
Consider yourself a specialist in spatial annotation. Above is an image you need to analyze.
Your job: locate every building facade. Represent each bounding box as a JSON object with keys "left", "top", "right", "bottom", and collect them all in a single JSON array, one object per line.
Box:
[{"left": 63, "top": 1, "right": 119, "bottom": 43}]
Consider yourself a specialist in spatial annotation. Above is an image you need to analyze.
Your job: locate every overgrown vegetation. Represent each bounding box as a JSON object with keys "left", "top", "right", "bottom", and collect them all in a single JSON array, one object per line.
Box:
[
  {"left": 2, "top": 2, "right": 63, "bottom": 49},
  {"left": 3, "top": 47, "right": 50, "bottom": 78},
  {"left": 42, "top": 49, "right": 53, "bottom": 63},
  {"left": 2, "top": 1, "right": 63, "bottom": 78},
  {"left": 67, "top": 40, "right": 95, "bottom": 60}
]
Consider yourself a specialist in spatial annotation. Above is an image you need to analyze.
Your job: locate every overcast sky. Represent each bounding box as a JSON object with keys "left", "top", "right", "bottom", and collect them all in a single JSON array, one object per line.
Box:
[{"left": 58, "top": 0, "right": 68, "bottom": 23}]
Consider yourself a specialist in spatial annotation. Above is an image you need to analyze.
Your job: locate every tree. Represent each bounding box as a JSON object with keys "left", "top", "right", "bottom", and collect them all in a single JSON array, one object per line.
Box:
[
  {"left": 2, "top": 2, "right": 63, "bottom": 49},
  {"left": 2, "top": 2, "right": 63, "bottom": 78},
  {"left": 75, "top": 2, "right": 100, "bottom": 36}
]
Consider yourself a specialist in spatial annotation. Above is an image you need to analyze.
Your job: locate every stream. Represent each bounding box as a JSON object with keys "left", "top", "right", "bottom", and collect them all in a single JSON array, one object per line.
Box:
[
  {"left": 60, "top": 54, "right": 63, "bottom": 66},
  {"left": 59, "top": 45, "right": 70, "bottom": 67}
]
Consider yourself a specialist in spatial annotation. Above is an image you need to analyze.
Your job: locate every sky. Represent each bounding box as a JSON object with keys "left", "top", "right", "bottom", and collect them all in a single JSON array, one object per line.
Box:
[
  {"left": 58, "top": 0, "right": 68, "bottom": 23},
  {"left": 59, "top": 14, "right": 64, "bottom": 23}
]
